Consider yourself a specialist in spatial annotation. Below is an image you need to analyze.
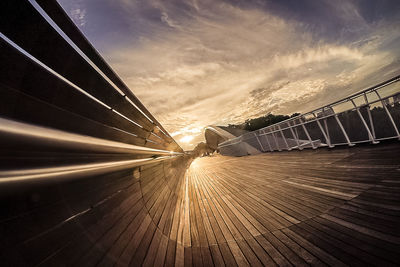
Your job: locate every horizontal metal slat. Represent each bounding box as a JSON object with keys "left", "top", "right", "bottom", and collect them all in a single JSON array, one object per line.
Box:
[
  {"left": 0, "top": 39, "right": 155, "bottom": 140},
  {"left": 0, "top": 0, "right": 155, "bottom": 132}
]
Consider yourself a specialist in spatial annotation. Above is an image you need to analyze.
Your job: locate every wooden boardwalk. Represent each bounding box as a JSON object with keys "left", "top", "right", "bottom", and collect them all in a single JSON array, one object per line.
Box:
[
  {"left": 107, "top": 143, "right": 399, "bottom": 266},
  {"left": 182, "top": 144, "right": 400, "bottom": 266},
  {"left": 2, "top": 143, "right": 400, "bottom": 266}
]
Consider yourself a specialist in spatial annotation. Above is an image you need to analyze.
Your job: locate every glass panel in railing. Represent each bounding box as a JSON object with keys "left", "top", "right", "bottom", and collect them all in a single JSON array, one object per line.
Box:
[
  {"left": 263, "top": 127, "right": 272, "bottom": 134},
  {"left": 278, "top": 121, "right": 291, "bottom": 131},
  {"left": 264, "top": 133, "right": 278, "bottom": 151},
  {"left": 291, "top": 122, "right": 312, "bottom": 149},
  {"left": 303, "top": 120, "right": 326, "bottom": 147},
  {"left": 267, "top": 126, "right": 279, "bottom": 151},
  {"left": 277, "top": 125, "right": 290, "bottom": 150},
  {"left": 245, "top": 134, "right": 263, "bottom": 152},
  {"left": 292, "top": 118, "right": 303, "bottom": 126},
  {"left": 337, "top": 110, "right": 369, "bottom": 142},
  {"left": 325, "top": 116, "right": 347, "bottom": 145},
  {"left": 279, "top": 121, "right": 297, "bottom": 149},
  {"left": 241, "top": 132, "right": 253, "bottom": 142},
  {"left": 278, "top": 126, "right": 291, "bottom": 150},
  {"left": 219, "top": 146, "right": 229, "bottom": 155},
  {"left": 282, "top": 128, "right": 296, "bottom": 150},
  {"left": 259, "top": 132, "right": 272, "bottom": 152},
  {"left": 239, "top": 142, "right": 249, "bottom": 156},
  {"left": 230, "top": 146, "right": 239, "bottom": 156},
  {"left": 369, "top": 101, "right": 398, "bottom": 139}
]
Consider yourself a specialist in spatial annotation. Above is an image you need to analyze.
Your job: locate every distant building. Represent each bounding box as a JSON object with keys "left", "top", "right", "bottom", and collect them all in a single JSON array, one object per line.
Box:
[
  {"left": 205, "top": 126, "right": 262, "bottom": 156},
  {"left": 204, "top": 126, "right": 238, "bottom": 150}
]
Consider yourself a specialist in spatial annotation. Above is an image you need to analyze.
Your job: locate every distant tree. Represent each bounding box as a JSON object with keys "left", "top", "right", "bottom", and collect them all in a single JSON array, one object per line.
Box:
[
  {"left": 225, "top": 113, "right": 299, "bottom": 131},
  {"left": 290, "top": 113, "right": 301, "bottom": 118},
  {"left": 241, "top": 113, "right": 292, "bottom": 131}
]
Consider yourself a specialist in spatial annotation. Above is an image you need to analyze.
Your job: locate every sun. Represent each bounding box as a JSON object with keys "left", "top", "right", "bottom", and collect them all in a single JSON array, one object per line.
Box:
[{"left": 180, "top": 135, "right": 194, "bottom": 143}]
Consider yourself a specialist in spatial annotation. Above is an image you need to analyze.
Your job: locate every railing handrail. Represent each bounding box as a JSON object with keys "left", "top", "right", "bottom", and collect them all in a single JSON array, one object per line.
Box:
[
  {"left": 0, "top": 116, "right": 183, "bottom": 191},
  {"left": 219, "top": 75, "right": 400, "bottom": 148},
  {"left": 0, "top": 117, "right": 183, "bottom": 156},
  {"left": 0, "top": 156, "right": 180, "bottom": 191}
]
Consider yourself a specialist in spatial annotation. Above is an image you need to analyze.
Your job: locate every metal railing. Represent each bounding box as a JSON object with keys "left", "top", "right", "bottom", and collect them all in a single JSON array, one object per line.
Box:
[
  {"left": 219, "top": 75, "right": 400, "bottom": 156},
  {"left": 0, "top": 117, "right": 183, "bottom": 191},
  {"left": 0, "top": 0, "right": 184, "bottom": 192}
]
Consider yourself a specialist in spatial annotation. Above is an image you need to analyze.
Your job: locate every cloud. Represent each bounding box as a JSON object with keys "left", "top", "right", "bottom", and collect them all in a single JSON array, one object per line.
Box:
[
  {"left": 59, "top": 0, "right": 400, "bottom": 150},
  {"left": 161, "top": 12, "right": 181, "bottom": 29},
  {"left": 70, "top": 7, "right": 86, "bottom": 27}
]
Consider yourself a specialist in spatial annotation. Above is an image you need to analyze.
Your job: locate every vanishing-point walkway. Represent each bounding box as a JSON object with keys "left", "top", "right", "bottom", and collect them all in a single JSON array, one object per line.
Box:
[
  {"left": 182, "top": 143, "right": 400, "bottom": 266},
  {"left": 3, "top": 143, "right": 399, "bottom": 266}
]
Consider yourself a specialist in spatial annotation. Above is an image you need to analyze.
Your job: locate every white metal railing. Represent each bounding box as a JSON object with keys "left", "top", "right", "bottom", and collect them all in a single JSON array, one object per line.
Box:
[{"left": 219, "top": 75, "right": 400, "bottom": 156}]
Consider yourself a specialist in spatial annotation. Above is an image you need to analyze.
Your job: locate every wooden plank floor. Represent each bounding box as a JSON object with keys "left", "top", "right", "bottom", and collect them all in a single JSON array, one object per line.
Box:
[
  {"left": 179, "top": 143, "right": 400, "bottom": 266},
  {"left": 3, "top": 143, "right": 399, "bottom": 266},
  {"left": 125, "top": 143, "right": 398, "bottom": 266}
]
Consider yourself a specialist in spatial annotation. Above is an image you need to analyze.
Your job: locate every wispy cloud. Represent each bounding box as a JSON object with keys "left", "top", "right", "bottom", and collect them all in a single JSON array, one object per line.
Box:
[
  {"left": 161, "top": 12, "right": 181, "bottom": 29},
  {"left": 69, "top": 1, "right": 87, "bottom": 27},
  {"left": 59, "top": 0, "right": 400, "bottom": 150}
]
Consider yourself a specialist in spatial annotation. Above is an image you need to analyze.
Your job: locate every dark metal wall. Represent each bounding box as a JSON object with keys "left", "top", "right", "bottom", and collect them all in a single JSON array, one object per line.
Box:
[{"left": 0, "top": 1, "right": 189, "bottom": 265}]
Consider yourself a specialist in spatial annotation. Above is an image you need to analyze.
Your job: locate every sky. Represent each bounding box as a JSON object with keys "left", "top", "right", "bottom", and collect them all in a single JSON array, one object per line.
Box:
[{"left": 58, "top": 0, "right": 400, "bottom": 150}]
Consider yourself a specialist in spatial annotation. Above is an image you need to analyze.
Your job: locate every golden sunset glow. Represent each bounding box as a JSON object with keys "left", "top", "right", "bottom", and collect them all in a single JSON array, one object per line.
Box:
[
  {"left": 179, "top": 135, "right": 194, "bottom": 143},
  {"left": 59, "top": 0, "right": 400, "bottom": 150}
]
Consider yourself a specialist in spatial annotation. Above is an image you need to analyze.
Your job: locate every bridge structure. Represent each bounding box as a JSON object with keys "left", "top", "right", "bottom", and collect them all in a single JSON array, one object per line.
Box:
[
  {"left": 1, "top": 1, "right": 400, "bottom": 266},
  {"left": 216, "top": 76, "right": 400, "bottom": 156}
]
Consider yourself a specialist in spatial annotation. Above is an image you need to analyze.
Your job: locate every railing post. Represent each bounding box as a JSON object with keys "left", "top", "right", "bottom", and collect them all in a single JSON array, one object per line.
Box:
[
  {"left": 254, "top": 131, "right": 265, "bottom": 152},
  {"left": 323, "top": 118, "right": 331, "bottom": 143},
  {"left": 288, "top": 120, "right": 302, "bottom": 150},
  {"left": 300, "top": 117, "right": 316, "bottom": 149},
  {"left": 271, "top": 128, "right": 282, "bottom": 151},
  {"left": 313, "top": 113, "right": 334, "bottom": 148},
  {"left": 331, "top": 107, "right": 355, "bottom": 146},
  {"left": 350, "top": 99, "right": 379, "bottom": 144},
  {"left": 263, "top": 130, "right": 273, "bottom": 152},
  {"left": 239, "top": 136, "right": 248, "bottom": 155},
  {"left": 278, "top": 124, "right": 291, "bottom": 150},
  {"left": 375, "top": 91, "right": 400, "bottom": 139},
  {"left": 363, "top": 92, "right": 376, "bottom": 139}
]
